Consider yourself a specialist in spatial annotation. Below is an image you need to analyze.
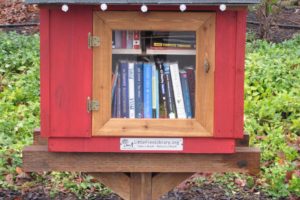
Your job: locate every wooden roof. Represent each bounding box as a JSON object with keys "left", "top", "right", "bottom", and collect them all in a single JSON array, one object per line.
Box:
[{"left": 26, "top": 0, "right": 260, "bottom": 5}]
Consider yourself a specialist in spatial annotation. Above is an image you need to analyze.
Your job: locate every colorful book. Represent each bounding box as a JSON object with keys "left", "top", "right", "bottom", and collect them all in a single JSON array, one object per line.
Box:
[
  {"left": 180, "top": 70, "right": 192, "bottom": 119},
  {"left": 134, "top": 62, "right": 143, "bottom": 118},
  {"left": 152, "top": 64, "right": 157, "bottom": 118},
  {"left": 128, "top": 62, "right": 135, "bottom": 118},
  {"left": 156, "top": 60, "right": 167, "bottom": 118},
  {"left": 170, "top": 62, "right": 186, "bottom": 119},
  {"left": 120, "top": 61, "right": 129, "bottom": 118},
  {"left": 127, "top": 31, "right": 133, "bottom": 49},
  {"left": 184, "top": 66, "right": 195, "bottom": 117},
  {"left": 114, "top": 31, "right": 122, "bottom": 48},
  {"left": 163, "top": 63, "right": 176, "bottom": 119},
  {"left": 121, "top": 31, "right": 127, "bottom": 48},
  {"left": 133, "top": 31, "right": 140, "bottom": 49},
  {"left": 143, "top": 63, "right": 152, "bottom": 118}
]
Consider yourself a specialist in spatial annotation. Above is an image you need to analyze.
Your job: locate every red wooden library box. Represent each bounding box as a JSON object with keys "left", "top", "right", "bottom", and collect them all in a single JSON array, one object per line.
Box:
[{"left": 26, "top": 0, "right": 259, "bottom": 153}]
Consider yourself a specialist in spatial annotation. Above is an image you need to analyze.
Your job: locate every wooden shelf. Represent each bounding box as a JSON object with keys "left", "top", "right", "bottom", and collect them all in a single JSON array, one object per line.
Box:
[
  {"left": 112, "top": 48, "right": 196, "bottom": 55},
  {"left": 146, "top": 48, "right": 196, "bottom": 55},
  {"left": 112, "top": 48, "right": 142, "bottom": 54}
]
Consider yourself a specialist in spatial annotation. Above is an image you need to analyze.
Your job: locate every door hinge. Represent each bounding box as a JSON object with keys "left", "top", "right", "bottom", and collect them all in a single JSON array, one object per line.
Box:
[
  {"left": 88, "top": 32, "right": 100, "bottom": 48},
  {"left": 87, "top": 97, "right": 99, "bottom": 113}
]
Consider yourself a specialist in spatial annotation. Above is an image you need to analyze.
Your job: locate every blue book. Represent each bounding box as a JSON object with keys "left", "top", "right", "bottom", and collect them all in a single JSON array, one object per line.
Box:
[
  {"left": 134, "top": 62, "right": 144, "bottom": 118},
  {"left": 112, "top": 74, "right": 119, "bottom": 118},
  {"left": 143, "top": 63, "right": 152, "bottom": 118},
  {"left": 120, "top": 61, "right": 129, "bottom": 118},
  {"left": 180, "top": 70, "right": 192, "bottom": 118},
  {"left": 116, "top": 74, "right": 122, "bottom": 118},
  {"left": 155, "top": 69, "right": 159, "bottom": 118}
]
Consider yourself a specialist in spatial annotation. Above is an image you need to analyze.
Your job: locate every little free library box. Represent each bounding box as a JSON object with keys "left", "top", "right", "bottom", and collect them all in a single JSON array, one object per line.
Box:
[
  {"left": 23, "top": 0, "right": 261, "bottom": 153},
  {"left": 23, "top": 1, "right": 261, "bottom": 199}
]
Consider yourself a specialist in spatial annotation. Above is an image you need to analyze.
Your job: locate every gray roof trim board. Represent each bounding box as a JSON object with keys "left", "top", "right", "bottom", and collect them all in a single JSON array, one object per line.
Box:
[{"left": 26, "top": 0, "right": 260, "bottom": 5}]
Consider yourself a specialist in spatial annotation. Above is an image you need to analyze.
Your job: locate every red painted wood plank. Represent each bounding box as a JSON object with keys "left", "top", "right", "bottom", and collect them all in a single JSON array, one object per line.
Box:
[
  {"left": 214, "top": 11, "right": 237, "bottom": 138},
  {"left": 47, "top": 6, "right": 93, "bottom": 137},
  {"left": 48, "top": 137, "right": 235, "bottom": 153},
  {"left": 234, "top": 9, "right": 247, "bottom": 138},
  {"left": 40, "top": 8, "right": 50, "bottom": 137}
]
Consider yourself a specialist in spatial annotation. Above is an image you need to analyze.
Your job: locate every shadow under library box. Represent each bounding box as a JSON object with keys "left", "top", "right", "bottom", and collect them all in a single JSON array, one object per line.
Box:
[{"left": 111, "top": 30, "right": 196, "bottom": 120}]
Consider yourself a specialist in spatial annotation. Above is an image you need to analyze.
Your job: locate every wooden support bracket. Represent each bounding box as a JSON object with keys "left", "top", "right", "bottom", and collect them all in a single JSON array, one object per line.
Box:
[{"left": 24, "top": 129, "right": 259, "bottom": 200}]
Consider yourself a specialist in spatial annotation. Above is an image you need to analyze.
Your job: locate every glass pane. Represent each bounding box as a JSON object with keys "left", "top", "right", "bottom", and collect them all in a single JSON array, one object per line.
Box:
[{"left": 111, "top": 30, "right": 196, "bottom": 119}]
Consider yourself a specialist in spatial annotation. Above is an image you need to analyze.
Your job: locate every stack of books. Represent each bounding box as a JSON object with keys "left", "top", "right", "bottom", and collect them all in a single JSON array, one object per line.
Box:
[
  {"left": 113, "top": 31, "right": 141, "bottom": 49},
  {"left": 111, "top": 60, "right": 195, "bottom": 119}
]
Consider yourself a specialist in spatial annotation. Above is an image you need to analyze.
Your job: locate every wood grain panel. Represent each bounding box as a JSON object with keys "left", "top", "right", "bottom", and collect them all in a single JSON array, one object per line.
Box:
[
  {"left": 23, "top": 145, "right": 260, "bottom": 175},
  {"left": 196, "top": 14, "right": 215, "bottom": 135},
  {"left": 89, "top": 173, "right": 130, "bottom": 200},
  {"left": 94, "top": 119, "right": 210, "bottom": 137},
  {"left": 96, "top": 12, "right": 212, "bottom": 31}
]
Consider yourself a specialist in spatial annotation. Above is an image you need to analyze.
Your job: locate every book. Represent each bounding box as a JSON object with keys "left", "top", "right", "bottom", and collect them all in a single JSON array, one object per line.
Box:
[
  {"left": 152, "top": 42, "right": 194, "bottom": 49},
  {"left": 112, "top": 74, "right": 118, "bottom": 117},
  {"left": 127, "top": 31, "right": 133, "bottom": 49},
  {"left": 184, "top": 66, "right": 195, "bottom": 117},
  {"left": 170, "top": 62, "right": 186, "bottom": 119},
  {"left": 180, "top": 70, "right": 192, "bottom": 119},
  {"left": 111, "top": 64, "right": 119, "bottom": 100},
  {"left": 114, "top": 31, "right": 122, "bottom": 49},
  {"left": 128, "top": 62, "right": 135, "bottom": 118},
  {"left": 155, "top": 68, "right": 160, "bottom": 118},
  {"left": 156, "top": 60, "right": 167, "bottom": 118},
  {"left": 133, "top": 31, "right": 140, "bottom": 49},
  {"left": 121, "top": 31, "right": 127, "bottom": 48},
  {"left": 120, "top": 60, "right": 129, "bottom": 118},
  {"left": 163, "top": 63, "right": 176, "bottom": 119},
  {"left": 152, "top": 64, "right": 157, "bottom": 118},
  {"left": 116, "top": 73, "right": 122, "bottom": 118},
  {"left": 143, "top": 63, "right": 152, "bottom": 118},
  {"left": 134, "top": 62, "right": 143, "bottom": 118}
]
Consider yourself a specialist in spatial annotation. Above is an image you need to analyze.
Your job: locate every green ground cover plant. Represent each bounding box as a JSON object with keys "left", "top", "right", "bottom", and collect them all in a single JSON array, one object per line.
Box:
[{"left": 0, "top": 31, "right": 299, "bottom": 198}]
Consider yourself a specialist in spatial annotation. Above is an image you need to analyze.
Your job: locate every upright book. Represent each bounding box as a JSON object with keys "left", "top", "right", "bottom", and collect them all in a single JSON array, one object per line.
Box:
[
  {"left": 156, "top": 60, "right": 167, "bottom": 118},
  {"left": 184, "top": 66, "right": 195, "bottom": 117},
  {"left": 180, "top": 70, "right": 192, "bottom": 118},
  {"left": 119, "top": 60, "right": 129, "bottom": 118},
  {"left": 152, "top": 64, "right": 157, "bottom": 118},
  {"left": 170, "top": 62, "right": 186, "bottom": 119},
  {"left": 163, "top": 63, "right": 176, "bottom": 119},
  {"left": 134, "top": 62, "right": 143, "bottom": 118},
  {"left": 143, "top": 63, "right": 152, "bottom": 118},
  {"left": 128, "top": 62, "right": 135, "bottom": 118}
]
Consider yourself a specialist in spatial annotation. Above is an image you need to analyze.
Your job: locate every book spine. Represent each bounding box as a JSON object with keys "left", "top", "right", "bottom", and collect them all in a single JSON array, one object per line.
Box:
[
  {"left": 112, "top": 30, "right": 116, "bottom": 49},
  {"left": 128, "top": 62, "right": 135, "bottom": 118},
  {"left": 143, "top": 63, "right": 152, "bottom": 118},
  {"left": 121, "top": 31, "right": 127, "bottom": 48},
  {"left": 170, "top": 62, "right": 186, "bottom": 119},
  {"left": 180, "top": 70, "right": 192, "bottom": 119},
  {"left": 156, "top": 61, "right": 167, "bottom": 118},
  {"left": 111, "top": 64, "right": 119, "bottom": 99},
  {"left": 127, "top": 31, "right": 133, "bottom": 49},
  {"left": 116, "top": 73, "right": 122, "bottom": 118},
  {"left": 112, "top": 74, "right": 118, "bottom": 118},
  {"left": 133, "top": 31, "right": 140, "bottom": 49},
  {"left": 155, "top": 68, "right": 159, "bottom": 118},
  {"left": 134, "top": 62, "right": 143, "bottom": 118},
  {"left": 185, "top": 67, "right": 195, "bottom": 117},
  {"left": 163, "top": 63, "right": 176, "bottom": 119},
  {"left": 120, "top": 61, "right": 129, "bottom": 118},
  {"left": 114, "top": 31, "right": 122, "bottom": 49},
  {"left": 152, "top": 64, "right": 157, "bottom": 118}
]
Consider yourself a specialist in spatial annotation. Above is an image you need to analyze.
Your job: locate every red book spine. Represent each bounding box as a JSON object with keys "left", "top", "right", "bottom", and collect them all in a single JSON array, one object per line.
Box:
[
  {"left": 121, "top": 31, "right": 127, "bottom": 48},
  {"left": 133, "top": 31, "right": 140, "bottom": 49}
]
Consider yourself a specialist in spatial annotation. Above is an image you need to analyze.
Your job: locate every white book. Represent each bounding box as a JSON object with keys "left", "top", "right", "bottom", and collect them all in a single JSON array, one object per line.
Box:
[
  {"left": 152, "top": 63, "right": 157, "bottom": 117},
  {"left": 128, "top": 62, "right": 135, "bottom": 118},
  {"left": 170, "top": 62, "right": 186, "bottom": 118}
]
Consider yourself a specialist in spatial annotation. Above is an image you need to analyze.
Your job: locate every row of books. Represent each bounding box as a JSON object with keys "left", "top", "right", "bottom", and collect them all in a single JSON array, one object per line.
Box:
[
  {"left": 112, "top": 31, "right": 140, "bottom": 49},
  {"left": 111, "top": 60, "right": 195, "bottom": 119}
]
